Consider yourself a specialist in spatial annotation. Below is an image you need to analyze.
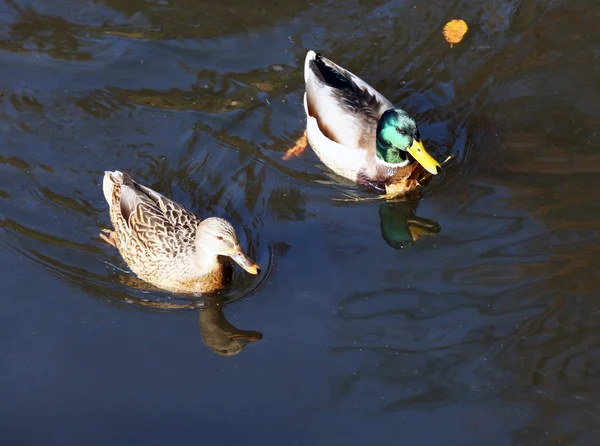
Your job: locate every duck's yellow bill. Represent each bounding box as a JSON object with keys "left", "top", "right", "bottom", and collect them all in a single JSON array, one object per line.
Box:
[
  {"left": 231, "top": 249, "right": 261, "bottom": 275},
  {"left": 407, "top": 140, "right": 441, "bottom": 175}
]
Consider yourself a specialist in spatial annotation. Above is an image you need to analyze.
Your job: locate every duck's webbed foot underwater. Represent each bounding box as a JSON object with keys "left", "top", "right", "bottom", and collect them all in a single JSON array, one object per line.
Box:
[
  {"left": 99, "top": 228, "right": 117, "bottom": 247},
  {"left": 282, "top": 130, "right": 308, "bottom": 160}
]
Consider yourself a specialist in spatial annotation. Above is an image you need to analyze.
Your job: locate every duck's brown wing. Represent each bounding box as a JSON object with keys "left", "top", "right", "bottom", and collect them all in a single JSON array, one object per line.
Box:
[{"left": 118, "top": 172, "right": 200, "bottom": 257}]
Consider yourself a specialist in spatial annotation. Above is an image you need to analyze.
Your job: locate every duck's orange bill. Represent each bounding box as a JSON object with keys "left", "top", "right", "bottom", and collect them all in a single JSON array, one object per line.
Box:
[
  {"left": 407, "top": 140, "right": 441, "bottom": 175},
  {"left": 231, "top": 250, "right": 261, "bottom": 275}
]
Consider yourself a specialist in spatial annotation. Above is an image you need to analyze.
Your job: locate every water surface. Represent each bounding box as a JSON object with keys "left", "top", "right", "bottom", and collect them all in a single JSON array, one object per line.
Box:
[{"left": 1, "top": 0, "right": 600, "bottom": 444}]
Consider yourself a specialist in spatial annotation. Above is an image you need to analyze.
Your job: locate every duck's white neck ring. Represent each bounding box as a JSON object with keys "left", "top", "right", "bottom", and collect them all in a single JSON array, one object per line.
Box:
[{"left": 375, "top": 157, "right": 411, "bottom": 169}]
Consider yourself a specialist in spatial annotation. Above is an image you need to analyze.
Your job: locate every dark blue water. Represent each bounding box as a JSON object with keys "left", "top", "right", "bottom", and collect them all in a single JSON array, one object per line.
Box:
[{"left": 2, "top": 0, "right": 600, "bottom": 444}]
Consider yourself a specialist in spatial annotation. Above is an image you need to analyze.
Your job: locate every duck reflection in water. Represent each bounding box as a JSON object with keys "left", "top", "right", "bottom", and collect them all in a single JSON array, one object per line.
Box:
[
  {"left": 378, "top": 200, "right": 440, "bottom": 249},
  {"left": 198, "top": 297, "right": 263, "bottom": 356},
  {"left": 109, "top": 274, "right": 263, "bottom": 356}
]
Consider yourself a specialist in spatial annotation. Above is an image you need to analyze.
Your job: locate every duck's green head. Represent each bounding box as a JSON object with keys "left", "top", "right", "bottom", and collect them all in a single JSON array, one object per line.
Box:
[{"left": 376, "top": 109, "right": 441, "bottom": 175}]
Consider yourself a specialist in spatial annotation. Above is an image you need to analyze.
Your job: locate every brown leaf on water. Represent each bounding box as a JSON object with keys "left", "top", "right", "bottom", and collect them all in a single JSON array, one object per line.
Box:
[
  {"left": 253, "top": 83, "right": 274, "bottom": 92},
  {"left": 443, "top": 19, "right": 468, "bottom": 47}
]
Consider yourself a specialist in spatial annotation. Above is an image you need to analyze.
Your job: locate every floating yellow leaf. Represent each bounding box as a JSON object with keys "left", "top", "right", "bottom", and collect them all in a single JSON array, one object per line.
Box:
[{"left": 443, "top": 19, "right": 468, "bottom": 47}]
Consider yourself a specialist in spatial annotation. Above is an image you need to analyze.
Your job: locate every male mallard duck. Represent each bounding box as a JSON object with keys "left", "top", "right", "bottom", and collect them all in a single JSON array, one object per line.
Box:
[
  {"left": 100, "top": 170, "right": 260, "bottom": 294},
  {"left": 302, "top": 50, "right": 442, "bottom": 195}
]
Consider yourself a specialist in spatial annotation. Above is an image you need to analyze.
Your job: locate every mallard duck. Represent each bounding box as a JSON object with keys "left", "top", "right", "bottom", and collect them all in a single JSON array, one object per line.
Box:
[
  {"left": 100, "top": 170, "right": 260, "bottom": 294},
  {"left": 302, "top": 50, "right": 442, "bottom": 195}
]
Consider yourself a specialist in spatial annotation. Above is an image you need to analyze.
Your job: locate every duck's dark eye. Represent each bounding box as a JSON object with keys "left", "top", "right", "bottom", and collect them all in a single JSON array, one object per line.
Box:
[
  {"left": 396, "top": 127, "right": 405, "bottom": 135},
  {"left": 217, "top": 236, "right": 224, "bottom": 241}
]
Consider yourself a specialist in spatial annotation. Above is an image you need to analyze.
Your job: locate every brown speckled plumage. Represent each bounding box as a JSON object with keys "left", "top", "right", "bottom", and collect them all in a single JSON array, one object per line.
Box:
[{"left": 101, "top": 171, "right": 259, "bottom": 294}]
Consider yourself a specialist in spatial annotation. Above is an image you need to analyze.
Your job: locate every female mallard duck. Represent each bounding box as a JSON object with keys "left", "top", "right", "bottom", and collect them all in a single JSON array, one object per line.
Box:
[
  {"left": 100, "top": 170, "right": 260, "bottom": 294},
  {"left": 302, "top": 50, "right": 442, "bottom": 195}
]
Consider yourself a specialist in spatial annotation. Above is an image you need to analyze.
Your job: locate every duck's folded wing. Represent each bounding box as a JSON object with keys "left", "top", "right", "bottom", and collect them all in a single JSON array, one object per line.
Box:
[
  {"left": 119, "top": 172, "right": 167, "bottom": 226},
  {"left": 119, "top": 173, "right": 199, "bottom": 252},
  {"left": 304, "top": 51, "right": 393, "bottom": 150},
  {"left": 306, "top": 52, "right": 394, "bottom": 112},
  {"left": 304, "top": 94, "right": 368, "bottom": 181}
]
